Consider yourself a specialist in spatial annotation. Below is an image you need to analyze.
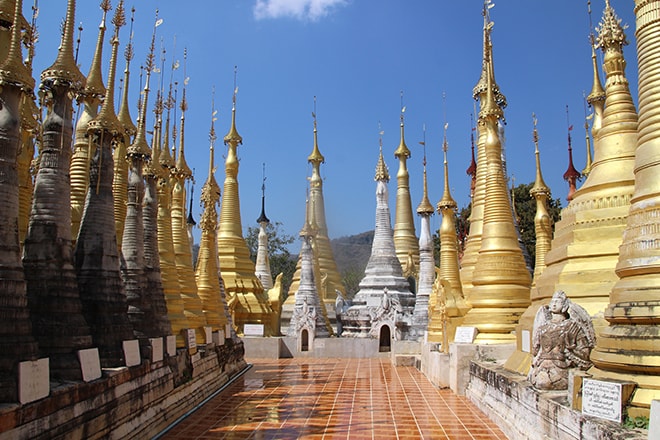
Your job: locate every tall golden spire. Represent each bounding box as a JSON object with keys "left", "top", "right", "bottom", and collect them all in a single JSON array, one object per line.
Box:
[
  {"left": 113, "top": 5, "right": 135, "bottom": 251},
  {"left": 393, "top": 92, "right": 419, "bottom": 272},
  {"left": 461, "top": 56, "right": 531, "bottom": 344},
  {"left": 460, "top": 0, "right": 502, "bottom": 301},
  {"left": 589, "top": 0, "right": 660, "bottom": 418},
  {"left": 429, "top": 125, "right": 469, "bottom": 344},
  {"left": 529, "top": 114, "right": 551, "bottom": 284},
  {"left": 217, "top": 68, "right": 275, "bottom": 336},
  {"left": 375, "top": 128, "right": 389, "bottom": 182},
  {"left": 195, "top": 95, "right": 226, "bottom": 330},
  {"left": 69, "top": 0, "right": 106, "bottom": 244},
  {"left": 284, "top": 98, "right": 345, "bottom": 333},
  {"left": 170, "top": 51, "right": 207, "bottom": 342}
]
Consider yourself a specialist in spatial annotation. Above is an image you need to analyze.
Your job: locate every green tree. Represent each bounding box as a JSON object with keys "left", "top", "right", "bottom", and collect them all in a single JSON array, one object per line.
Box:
[
  {"left": 246, "top": 221, "right": 297, "bottom": 296},
  {"left": 512, "top": 182, "right": 562, "bottom": 268}
]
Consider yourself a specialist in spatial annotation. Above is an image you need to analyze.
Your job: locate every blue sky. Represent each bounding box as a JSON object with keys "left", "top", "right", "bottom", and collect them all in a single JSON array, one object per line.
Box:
[{"left": 31, "top": 1, "right": 638, "bottom": 245}]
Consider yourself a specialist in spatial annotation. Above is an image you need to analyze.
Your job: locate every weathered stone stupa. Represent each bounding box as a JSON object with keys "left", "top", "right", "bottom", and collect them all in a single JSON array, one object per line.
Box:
[
  {"left": 22, "top": 0, "right": 93, "bottom": 380},
  {"left": 113, "top": 6, "right": 136, "bottom": 252},
  {"left": 288, "top": 205, "right": 330, "bottom": 341},
  {"left": 0, "top": 0, "right": 40, "bottom": 401},
  {"left": 341, "top": 137, "right": 414, "bottom": 340},
  {"left": 411, "top": 132, "right": 434, "bottom": 340},
  {"left": 74, "top": 2, "right": 136, "bottom": 367}
]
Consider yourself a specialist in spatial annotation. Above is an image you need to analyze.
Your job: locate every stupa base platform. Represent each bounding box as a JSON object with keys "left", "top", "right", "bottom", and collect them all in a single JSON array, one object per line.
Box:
[
  {"left": 465, "top": 361, "right": 648, "bottom": 440},
  {"left": 242, "top": 336, "right": 421, "bottom": 362},
  {"left": 0, "top": 340, "right": 247, "bottom": 439}
]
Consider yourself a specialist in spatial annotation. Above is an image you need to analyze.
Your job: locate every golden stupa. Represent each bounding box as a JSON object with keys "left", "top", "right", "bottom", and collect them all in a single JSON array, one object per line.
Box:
[
  {"left": 194, "top": 101, "right": 227, "bottom": 330},
  {"left": 589, "top": 0, "right": 660, "bottom": 418},
  {"left": 216, "top": 82, "right": 275, "bottom": 336},
  {"left": 284, "top": 105, "right": 345, "bottom": 332},
  {"left": 519, "top": 0, "right": 638, "bottom": 343},
  {"left": 70, "top": 1, "right": 108, "bottom": 246},
  {"left": 170, "top": 81, "right": 208, "bottom": 343},
  {"left": 392, "top": 102, "right": 420, "bottom": 273},
  {"left": 428, "top": 127, "right": 470, "bottom": 345},
  {"left": 460, "top": 51, "right": 531, "bottom": 344},
  {"left": 157, "top": 81, "right": 188, "bottom": 347},
  {"left": 459, "top": 6, "right": 507, "bottom": 301}
]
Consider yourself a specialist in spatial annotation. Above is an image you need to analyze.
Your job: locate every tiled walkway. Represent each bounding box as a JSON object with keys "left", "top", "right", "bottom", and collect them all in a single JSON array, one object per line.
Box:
[{"left": 159, "top": 358, "right": 508, "bottom": 439}]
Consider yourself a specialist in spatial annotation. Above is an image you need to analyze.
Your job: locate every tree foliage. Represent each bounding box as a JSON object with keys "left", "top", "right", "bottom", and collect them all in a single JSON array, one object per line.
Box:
[{"left": 245, "top": 221, "right": 297, "bottom": 295}]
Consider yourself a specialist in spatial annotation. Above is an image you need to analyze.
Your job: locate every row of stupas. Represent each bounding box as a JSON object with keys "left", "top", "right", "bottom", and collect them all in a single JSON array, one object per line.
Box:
[{"left": 0, "top": 0, "right": 658, "bottom": 420}]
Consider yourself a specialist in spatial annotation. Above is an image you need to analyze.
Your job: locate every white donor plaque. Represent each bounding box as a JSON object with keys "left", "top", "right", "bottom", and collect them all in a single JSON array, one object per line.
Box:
[
  {"left": 225, "top": 324, "right": 232, "bottom": 339},
  {"left": 244, "top": 324, "right": 264, "bottom": 337},
  {"left": 18, "top": 358, "right": 49, "bottom": 404},
  {"left": 204, "top": 326, "right": 213, "bottom": 344},
  {"left": 186, "top": 328, "right": 197, "bottom": 351},
  {"left": 582, "top": 378, "right": 623, "bottom": 422},
  {"left": 521, "top": 330, "right": 531, "bottom": 353},
  {"left": 166, "top": 335, "right": 177, "bottom": 356},
  {"left": 150, "top": 338, "right": 164, "bottom": 363},
  {"left": 123, "top": 340, "right": 141, "bottom": 367},
  {"left": 213, "top": 330, "right": 225, "bottom": 346},
  {"left": 454, "top": 326, "right": 477, "bottom": 343},
  {"left": 78, "top": 348, "right": 102, "bottom": 382}
]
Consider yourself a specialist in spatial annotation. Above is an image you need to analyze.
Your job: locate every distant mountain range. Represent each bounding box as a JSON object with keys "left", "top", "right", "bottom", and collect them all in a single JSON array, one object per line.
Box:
[{"left": 330, "top": 230, "right": 374, "bottom": 275}]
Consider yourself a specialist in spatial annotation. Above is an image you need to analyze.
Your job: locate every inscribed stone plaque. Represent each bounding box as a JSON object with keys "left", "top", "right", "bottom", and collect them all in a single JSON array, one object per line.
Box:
[
  {"left": 166, "top": 335, "right": 177, "bottom": 356},
  {"left": 18, "top": 358, "right": 49, "bottom": 404},
  {"left": 225, "top": 324, "right": 232, "bottom": 338},
  {"left": 191, "top": 352, "right": 201, "bottom": 364},
  {"left": 454, "top": 326, "right": 477, "bottom": 343},
  {"left": 244, "top": 324, "right": 264, "bottom": 337},
  {"left": 204, "top": 326, "right": 213, "bottom": 344},
  {"left": 78, "top": 348, "right": 102, "bottom": 382},
  {"left": 150, "top": 338, "right": 163, "bottom": 363},
  {"left": 185, "top": 328, "right": 197, "bottom": 353},
  {"left": 213, "top": 330, "right": 225, "bottom": 346},
  {"left": 649, "top": 400, "right": 660, "bottom": 438},
  {"left": 582, "top": 378, "right": 622, "bottom": 422},
  {"left": 123, "top": 340, "right": 141, "bottom": 367},
  {"left": 521, "top": 330, "right": 531, "bottom": 353}
]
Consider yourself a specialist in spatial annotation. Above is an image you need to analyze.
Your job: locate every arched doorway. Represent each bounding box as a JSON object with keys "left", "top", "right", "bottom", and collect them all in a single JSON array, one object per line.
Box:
[
  {"left": 301, "top": 329, "right": 309, "bottom": 352},
  {"left": 379, "top": 325, "right": 391, "bottom": 352}
]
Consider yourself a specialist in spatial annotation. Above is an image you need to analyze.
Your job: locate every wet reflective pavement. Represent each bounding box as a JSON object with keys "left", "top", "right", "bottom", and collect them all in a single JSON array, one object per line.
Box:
[{"left": 159, "top": 358, "right": 508, "bottom": 439}]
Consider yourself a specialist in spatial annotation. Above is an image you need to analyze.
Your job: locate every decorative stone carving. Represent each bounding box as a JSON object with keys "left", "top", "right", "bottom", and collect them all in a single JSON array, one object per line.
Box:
[{"left": 529, "top": 290, "right": 595, "bottom": 390}]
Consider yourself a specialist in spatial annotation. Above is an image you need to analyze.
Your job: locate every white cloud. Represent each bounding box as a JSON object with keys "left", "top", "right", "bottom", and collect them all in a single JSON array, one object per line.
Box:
[{"left": 254, "top": 0, "right": 347, "bottom": 21}]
